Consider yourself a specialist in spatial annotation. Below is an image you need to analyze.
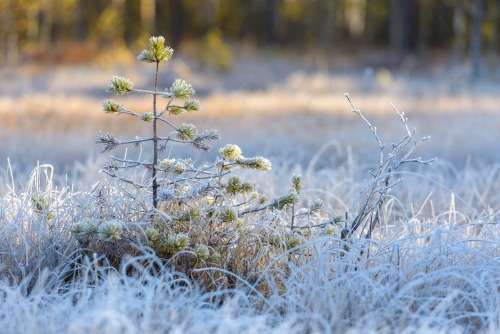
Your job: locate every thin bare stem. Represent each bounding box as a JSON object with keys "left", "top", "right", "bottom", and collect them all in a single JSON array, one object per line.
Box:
[
  {"left": 343, "top": 93, "right": 434, "bottom": 240},
  {"left": 152, "top": 61, "right": 159, "bottom": 209}
]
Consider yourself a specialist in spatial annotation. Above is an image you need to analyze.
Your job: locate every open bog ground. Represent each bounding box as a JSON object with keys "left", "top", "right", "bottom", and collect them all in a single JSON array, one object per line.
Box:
[
  {"left": 1, "top": 53, "right": 500, "bottom": 333},
  {"left": 1, "top": 53, "right": 500, "bottom": 175}
]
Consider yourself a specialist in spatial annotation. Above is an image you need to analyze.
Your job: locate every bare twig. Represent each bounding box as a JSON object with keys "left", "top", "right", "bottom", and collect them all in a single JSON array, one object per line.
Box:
[{"left": 343, "top": 93, "right": 435, "bottom": 240}]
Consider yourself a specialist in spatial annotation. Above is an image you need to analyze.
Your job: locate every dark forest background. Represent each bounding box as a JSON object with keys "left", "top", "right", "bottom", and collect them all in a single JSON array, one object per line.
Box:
[{"left": 1, "top": 1, "right": 499, "bottom": 76}]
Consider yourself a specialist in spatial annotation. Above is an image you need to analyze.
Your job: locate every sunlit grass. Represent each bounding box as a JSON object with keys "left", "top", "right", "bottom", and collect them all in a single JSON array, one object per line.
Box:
[
  {"left": 1, "top": 83, "right": 499, "bottom": 175},
  {"left": 1, "top": 155, "right": 499, "bottom": 333},
  {"left": 1, "top": 57, "right": 500, "bottom": 333}
]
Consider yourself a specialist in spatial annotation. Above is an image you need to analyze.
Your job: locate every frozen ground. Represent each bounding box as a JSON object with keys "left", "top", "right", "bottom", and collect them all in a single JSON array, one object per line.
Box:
[
  {"left": 1, "top": 154, "right": 499, "bottom": 333},
  {"left": 1, "top": 51, "right": 499, "bottom": 176},
  {"left": 1, "top": 52, "right": 500, "bottom": 333}
]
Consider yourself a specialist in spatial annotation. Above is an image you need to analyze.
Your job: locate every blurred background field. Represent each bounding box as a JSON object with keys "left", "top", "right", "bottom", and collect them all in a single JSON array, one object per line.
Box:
[{"left": 0, "top": 0, "right": 499, "bottom": 178}]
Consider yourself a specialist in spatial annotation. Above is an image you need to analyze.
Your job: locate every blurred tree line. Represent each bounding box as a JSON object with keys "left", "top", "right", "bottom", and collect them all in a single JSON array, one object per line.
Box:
[{"left": 0, "top": 0, "right": 498, "bottom": 73}]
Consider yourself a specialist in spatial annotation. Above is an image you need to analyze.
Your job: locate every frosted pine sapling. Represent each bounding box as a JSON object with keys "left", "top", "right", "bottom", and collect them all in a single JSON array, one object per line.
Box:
[
  {"left": 90, "top": 36, "right": 321, "bottom": 275},
  {"left": 97, "top": 36, "right": 219, "bottom": 209}
]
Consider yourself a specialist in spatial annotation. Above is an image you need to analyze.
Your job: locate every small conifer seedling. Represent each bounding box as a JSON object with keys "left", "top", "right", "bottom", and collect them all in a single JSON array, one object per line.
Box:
[
  {"left": 97, "top": 36, "right": 220, "bottom": 209},
  {"left": 91, "top": 36, "right": 323, "bottom": 277}
]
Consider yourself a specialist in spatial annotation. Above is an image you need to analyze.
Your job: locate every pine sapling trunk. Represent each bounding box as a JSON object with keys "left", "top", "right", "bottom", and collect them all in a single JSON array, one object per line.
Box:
[{"left": 152, "top": 61, "right": 159, "bottom": 208}]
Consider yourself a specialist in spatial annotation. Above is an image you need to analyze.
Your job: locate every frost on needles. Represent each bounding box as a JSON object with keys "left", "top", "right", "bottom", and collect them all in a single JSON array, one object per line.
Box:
[{"left": 84, "top": 36, "right": 322, "bottom": 280}]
